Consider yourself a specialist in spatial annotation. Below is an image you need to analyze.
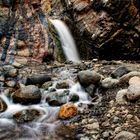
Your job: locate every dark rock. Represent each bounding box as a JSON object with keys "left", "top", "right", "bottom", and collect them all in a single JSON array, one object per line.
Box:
[
  {"left": 0, "top": 97, "right": 7, "bottom": 112},
  {"left": 85, "top": 84, "right": 96, "bottom": 97},
  {"left": 111, "top": 66, "right": 130, "bottom": 78},
  {"left": 25, "top": 74, "right": 51, "bottom": 85},
  {"left": 13, "top": 109, "right": 42, "bottom": 123},
  {"left": 77, "top": 70, "right": 101, "bottom": 87},
  {"left": 12, "top": 85, "right": 41, "bottom": 105},
  {"left": 46, "top": 90, "right": 68, "bottom": 106},
  {"left": 69, "top": 94, "right": 79, "bottom": 102}
]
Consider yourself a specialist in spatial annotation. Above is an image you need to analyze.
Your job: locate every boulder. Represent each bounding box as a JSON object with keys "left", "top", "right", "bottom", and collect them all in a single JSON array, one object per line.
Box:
[
  {"left": 13, "top": 109, "right": 42, "bottom": 123},
  {"left": 114, "top": 131, "right": 136, "bottom": 140},
  {"left": 85, "top": 84, "right": 96, "bottom": 97},
  {"left": 58, "top": 102, "right": 77, "bottom": 119},
  {"left": 46, "top": 90, "right": 69, "bottom": 106},
  {"left": 12, "top": 85, "right": 41, "bottom": 105},
  {"left": 0, "top": 98, "right": 7, "bottom": 112},
  {"left": 77, "top": 70, "right": 101, "bottom": 87}
]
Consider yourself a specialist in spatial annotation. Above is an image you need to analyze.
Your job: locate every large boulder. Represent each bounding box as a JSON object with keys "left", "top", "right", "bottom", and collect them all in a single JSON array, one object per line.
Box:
[
  {"left": 77, "top": 70, "right": 101, "bottom": 87},
  {"left": 12, "top": 85, "right": 41, "bottom": 105}
]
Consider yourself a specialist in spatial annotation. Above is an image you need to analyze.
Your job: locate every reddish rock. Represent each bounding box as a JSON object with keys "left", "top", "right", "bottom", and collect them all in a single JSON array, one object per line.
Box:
[{"left": 58, "top": 102, "right": 77, "bottom": 119}]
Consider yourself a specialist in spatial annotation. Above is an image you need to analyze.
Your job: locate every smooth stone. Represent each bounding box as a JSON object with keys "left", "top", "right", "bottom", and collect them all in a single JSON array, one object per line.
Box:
[
  {"left": 58, "top": 102, "right": 77, "bottom": 119},
  {"left": 3, "top": 65, "right": 14, "bottom": 71},
  {"left": 126, "top": 83, "right": 140, "bottom": 101},
  {"left": 25, "top": 74, "right": 51, "bottom": 85},
  {"left": 56, "top": 80, "right": 69, "bottom": 89},
  {"left": 46, "top": 90, "right": 69, "bottom": 106},
  {"left": 41, "top": 81, "right": 53, "bottom": 90},
  {"left": 101, "top": 77, "right": 119, "bottom": 88},
  {"left": 13, "top": 109, "right": 43, "bottom": 123},
  {"left": 12, "top": 85, "right": 41, "bottom": 105},
  {"left": 0, "top": 98, "right": 8, "bottom": 112},
  {"left": 114, "top": 131, "right": 136, "bottom": 140},
  {"left": 77, "top": 70, "right": 101, "bottom": 87},
  {"left": 111, "top": 66, "right": 130, "bottom": 78},
  {"left": 116, "top": 89, "right": 128, "bottom": 105},
  {"left": 129, "top": 76, "right": 140, "bottom": 85}
]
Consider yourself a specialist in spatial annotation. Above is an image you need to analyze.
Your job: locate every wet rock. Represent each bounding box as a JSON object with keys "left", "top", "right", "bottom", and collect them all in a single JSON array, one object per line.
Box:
[
  {"left": 41, "top": 81, "right": 53, "bottom": 90},
  {"left": 101, "top": 77, "right": 119, "bottom": 88},
  {"left": 12, "top": 85, "right": 41, "bottom": 105},
  {"left": 56, "top": 80, "right": 69, "bottom": 89},
  {"left": 129, "top": 76, "right": 140, "bottom": 85},
  {"left": 69, "top": 94, "right": 79, "bottom": 102},
  {"left": 85, "top": 84, "right": 96, "bottom": 97},
  {"left": 111, "top": 66, "right": 130, "bottom": 78},
  {"left": 126, "top": 84, "right": 140, "bottom": 101},
  {"left": 25, "top": 74, "right": 51, "bottom": 85},
  {"left": 3, "top": 65, "right": 14, "bottom": 71},
  {"left": 46, "top": 90, "right": 68, "bottom": 106},
  {"left": 13, "top": 109, "right": 42, "bottom": 123},
  {"left": 0, "top": 98, "right": 7, "bottom": 112},
  {"left": 114, "top": 131, "right": 136, "bottom": 140},
  {"left": 58, "top": 102, "right": 77, "bottom": 119},
  {"left": 116, "top": 89, "right": 128, "bottom": 105},
  {"left": 77, "top": 70, "right": 101, "bottom": 87},
  {"left": 17, "top": 40, "right": 26, "bottom": 49}
]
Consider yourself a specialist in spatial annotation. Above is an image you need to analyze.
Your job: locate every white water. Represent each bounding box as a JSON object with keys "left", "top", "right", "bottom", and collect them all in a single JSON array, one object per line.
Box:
[{"left": 50, "top": 19, "right": 80, "bottom": 62}]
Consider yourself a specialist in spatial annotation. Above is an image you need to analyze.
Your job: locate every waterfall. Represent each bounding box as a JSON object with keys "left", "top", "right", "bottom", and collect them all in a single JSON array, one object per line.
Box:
[{"left": 50, "top": 19, "right": 80, "bottom": 63}]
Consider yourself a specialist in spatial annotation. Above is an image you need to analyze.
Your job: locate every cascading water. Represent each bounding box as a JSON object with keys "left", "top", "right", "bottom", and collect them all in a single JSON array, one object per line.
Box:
[
  {"left": 0, "top": 66, "right": 91, "bottom": 139},
  {"left": 50, "top": 19, "right": 80, "bottom": 63}
]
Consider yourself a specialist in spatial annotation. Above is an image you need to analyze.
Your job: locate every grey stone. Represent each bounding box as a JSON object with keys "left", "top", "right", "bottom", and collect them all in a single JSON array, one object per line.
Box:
[
  {"left": 77, "top": 70, "right": 101, "bottom": 87},
  {"left": 114, "top": 131, "right": 136, "bottom": 140}
]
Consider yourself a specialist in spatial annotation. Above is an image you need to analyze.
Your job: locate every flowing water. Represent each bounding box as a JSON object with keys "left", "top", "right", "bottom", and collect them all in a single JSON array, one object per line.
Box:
[
  {"left": 50, "top": 19, "right": 80, "bottom": 63},
  {"left": 0, "top": 69, "right": 91, "bottom": 140}
]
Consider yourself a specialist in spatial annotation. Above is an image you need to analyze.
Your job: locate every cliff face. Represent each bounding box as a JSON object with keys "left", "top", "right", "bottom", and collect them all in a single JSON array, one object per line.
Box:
[
  {"left": 50, "top": 0, "right": 140, "bottom": 60},
  {"left": 0, "top": 0, "right": 140, "bottom": 61}
]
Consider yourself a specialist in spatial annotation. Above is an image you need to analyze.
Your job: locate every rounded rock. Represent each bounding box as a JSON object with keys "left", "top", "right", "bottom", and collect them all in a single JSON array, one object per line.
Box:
[
  {"left": 129, "top": 76, "right": 140, "bottom": 85},
  {"left": 12, "top": 85, "right": 41, "bottom": 105},
  {"left": 77, "top": 70, "right": 101, "bottom": 87},
  {"left": 58, "top": 102, "right": 77, "bottom": 119},
  {"left": 0, "top": 98, "right": 8, "bottom": 113}
]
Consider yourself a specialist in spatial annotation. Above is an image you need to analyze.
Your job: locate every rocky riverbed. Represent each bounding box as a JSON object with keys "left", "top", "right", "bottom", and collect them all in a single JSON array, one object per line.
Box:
[{"left": 0, "top": 58, "right": 140, "bottom": 140}]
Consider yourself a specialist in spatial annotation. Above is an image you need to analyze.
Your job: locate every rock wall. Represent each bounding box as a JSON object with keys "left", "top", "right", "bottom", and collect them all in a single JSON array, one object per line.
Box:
[{"left": 50, "top": 0, "right": 140, "bottom": 60}]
